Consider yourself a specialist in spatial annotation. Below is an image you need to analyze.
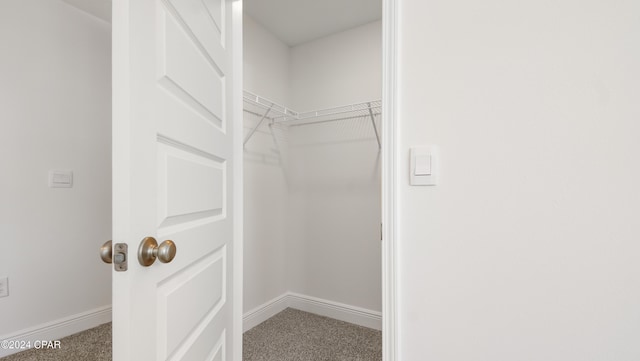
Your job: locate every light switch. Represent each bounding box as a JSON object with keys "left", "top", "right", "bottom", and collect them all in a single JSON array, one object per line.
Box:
[
  {"left": 410, "top": 147, "right": 437, "bottom": 186},
  {"left": 49, "top": 170, "right": 73, "bottom": 188},
  {"left": 414, "top": 155, "right": 432, "bottom": 176}
]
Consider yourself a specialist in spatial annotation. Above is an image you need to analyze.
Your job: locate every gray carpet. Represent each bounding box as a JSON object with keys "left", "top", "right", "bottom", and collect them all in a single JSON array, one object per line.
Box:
[
  {"left": 0, "top": 323, "right": 112, "bottom": 361},
  {"left": 2, "top": 308, "right": 381, "bottom": 361},
  {"left": 243, "top": 308, "right": 382, "bottom": 361}
]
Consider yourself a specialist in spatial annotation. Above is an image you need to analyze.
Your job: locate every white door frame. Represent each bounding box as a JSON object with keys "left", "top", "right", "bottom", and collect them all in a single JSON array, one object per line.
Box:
[
  {"left": 232, "top": 1, "right": 244, "bottom": 360},
  {"left": 381, "top": 0, "right": 398, "bottom": 360},
  {"left": 232, "top": 0, "right": 398, "bottom": 358},
  {"left": 233, "top": 0, "right": 399, "bottom": 359}
]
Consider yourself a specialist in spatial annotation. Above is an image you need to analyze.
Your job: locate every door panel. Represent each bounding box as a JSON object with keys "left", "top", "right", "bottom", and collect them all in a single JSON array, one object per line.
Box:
[
  {"left": 112, "top": 0, "right": 238, "bottom": 359},
  {"left": 166, "top": 0, "right": 226, "bottom": 54},
  {"left": 159, "top": 6, "right": 226, "bottom": 128},
  {"left": 159, "top": 247, "right": 226, "bottom": 358},
  {"left": 157, "top": 140, "right": 225, "bottom": 230}
]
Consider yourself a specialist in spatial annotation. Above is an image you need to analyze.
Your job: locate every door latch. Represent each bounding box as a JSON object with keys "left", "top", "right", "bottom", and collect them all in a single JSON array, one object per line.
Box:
[
  {"left": 113, "top": 243, "right": 128, "bottom": 272},
  {"left": 100, "top": 240, "right": 128, "bottom": 272}
]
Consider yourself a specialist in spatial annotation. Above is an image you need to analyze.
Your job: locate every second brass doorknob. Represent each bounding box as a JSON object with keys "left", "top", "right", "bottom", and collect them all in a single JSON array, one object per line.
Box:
[{"left": 138, "top": 237, "right": 177, "bottom": 267}]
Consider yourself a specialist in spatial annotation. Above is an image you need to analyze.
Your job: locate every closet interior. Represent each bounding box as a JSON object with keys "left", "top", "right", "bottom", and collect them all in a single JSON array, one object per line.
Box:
[{"left": 242, "top": 0, "right": 383, "bottom": 352}]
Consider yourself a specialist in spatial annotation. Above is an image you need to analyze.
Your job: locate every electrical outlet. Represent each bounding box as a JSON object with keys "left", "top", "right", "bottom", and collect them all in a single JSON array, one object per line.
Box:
[{"left": 0, "top": 277, "right": 8, "bottom": 298}]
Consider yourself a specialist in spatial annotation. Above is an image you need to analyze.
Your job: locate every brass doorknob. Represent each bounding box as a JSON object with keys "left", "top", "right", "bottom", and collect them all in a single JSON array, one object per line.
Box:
[
  {"left": 100, "top": 240, "right": 113, "bottom": 263},
  {"left": 138, "top": 237, "right": 177, "bottom": 267}
]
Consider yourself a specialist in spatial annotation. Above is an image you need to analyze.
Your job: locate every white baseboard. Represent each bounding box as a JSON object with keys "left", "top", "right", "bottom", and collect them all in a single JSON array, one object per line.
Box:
[
  {"left": 243, "top": 293, "right": 381, "bottom": 332},
  {"left": 242, "top": 293, "right": 289, "bottom": 332},
  {"left": 287, "top": 293, "right": 382, "bottom": 331},
  {"left": 0, "top": 305, "right": 112, "bottom": 358},
  {"left": 2, "top": 295, "right": 378, "bottom": 357}
]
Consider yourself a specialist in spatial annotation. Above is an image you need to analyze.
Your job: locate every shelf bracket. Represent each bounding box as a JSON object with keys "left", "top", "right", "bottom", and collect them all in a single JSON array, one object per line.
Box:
[
  {"left": 244, "top": 106, "right": 273, "bottom": 146},
  {"left": 368, "top": 102, "right": 381, "bottom": 149}
]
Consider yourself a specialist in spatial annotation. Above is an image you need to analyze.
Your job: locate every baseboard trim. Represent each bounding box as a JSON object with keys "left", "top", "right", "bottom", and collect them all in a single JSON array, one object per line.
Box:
[
  {"left": 287, "top": 293, "right": 382, "bottom": 331},
  {"left": 243, "top": 293, "right": 381, "bottom": 332},
  {"left": 242, "top": 294, "right": 289, "bottom": 332},
  {"left": 0, "top": 305, "right": 112, "bottom": 358}
]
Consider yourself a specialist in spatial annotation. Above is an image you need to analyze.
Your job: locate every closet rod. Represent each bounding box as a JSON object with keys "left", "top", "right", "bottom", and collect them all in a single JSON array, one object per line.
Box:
[
  {"left": 242, "top": 90, "right": 382, "bottom": 146},
  {"left": 243, "top": 91, "right": 298, "bottom": 120},
  {"left": 287, "top": 113, "right": 379, "bottom": 127},
  {"left": 277, "top": 102, "right": 381, "bottom": 124}
]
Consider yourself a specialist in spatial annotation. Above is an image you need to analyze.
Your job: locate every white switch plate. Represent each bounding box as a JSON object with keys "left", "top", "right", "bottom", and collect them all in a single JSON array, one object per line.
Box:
[
  {"left": 49, "top": 170, "right": 73, "bottom": 188},
  {"left": 0, "top": 277, "right": 8, "bottom": 298},
  {"left": 410, "top": 146, "right": 437, "bottom": 186}
]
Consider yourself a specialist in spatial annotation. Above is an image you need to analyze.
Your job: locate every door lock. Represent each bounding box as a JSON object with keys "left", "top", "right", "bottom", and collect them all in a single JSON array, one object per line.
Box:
[{"left": 99, "top": 240, "right": 128, "bottom": 272}]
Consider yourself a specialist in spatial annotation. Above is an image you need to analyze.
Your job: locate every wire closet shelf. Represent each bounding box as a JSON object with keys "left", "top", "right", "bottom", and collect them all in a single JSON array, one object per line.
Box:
[{"left": 243, "top": 90, "right": 382, "bottom": 148}]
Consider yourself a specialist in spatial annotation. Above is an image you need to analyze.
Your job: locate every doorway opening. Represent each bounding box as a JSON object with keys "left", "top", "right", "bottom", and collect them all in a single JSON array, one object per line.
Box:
[{"left": 241, "top": 1, "right": 384, "bottom": 359}]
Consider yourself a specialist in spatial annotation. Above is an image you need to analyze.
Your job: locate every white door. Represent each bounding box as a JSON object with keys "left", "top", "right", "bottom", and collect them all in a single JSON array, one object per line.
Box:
[{"left": 112, "top": 0, "right": 241, "bottom": 360}]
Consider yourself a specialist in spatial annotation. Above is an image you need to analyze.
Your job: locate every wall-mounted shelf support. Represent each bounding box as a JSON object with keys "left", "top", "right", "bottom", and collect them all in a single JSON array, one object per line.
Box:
[
  {"left": 368, "top": 102, "right": 381, "bottom": 149},
  {"left": 244, "top": 106, "right": 272, "bottom": 146}
]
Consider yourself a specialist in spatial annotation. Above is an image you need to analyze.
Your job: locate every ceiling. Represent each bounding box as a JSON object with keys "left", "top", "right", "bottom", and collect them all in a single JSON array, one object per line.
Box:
[
  {"left": 244, "top": 0, "right": 382, "bottom": 46},
  {"left": 59, "top": 0, "right": 382, "bottom": 46}
]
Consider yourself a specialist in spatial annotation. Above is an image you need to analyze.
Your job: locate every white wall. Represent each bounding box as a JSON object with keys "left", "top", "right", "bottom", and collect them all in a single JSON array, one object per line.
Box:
[
  {"left": 397, "top": 0, "right": 640, "bottom": 359},
  {"left": 291, "top": 21, "right": 382, "bottom": 110},
  {"left": 286, "top": 21, "right": 382, "bottom": 312},
  {"left": 242, "top": 15, "right": 291, "bottom": 312},
  {"left": 243, "top": 15, "right": 291, "bottom": 106},
  {"left": 0, "top": 0, "right": 111, "bottom": 342}
]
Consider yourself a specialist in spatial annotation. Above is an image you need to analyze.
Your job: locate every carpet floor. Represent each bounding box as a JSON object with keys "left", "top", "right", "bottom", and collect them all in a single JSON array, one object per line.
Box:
[
  {"left": 243, "top": 308, "right": 382, "bottom": 361},
  {"left": 0, "top": 323, "right": 112, "bottom": 361},
  {"left": 2, "top": 308, "right": 381, "bottom": 361}
]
